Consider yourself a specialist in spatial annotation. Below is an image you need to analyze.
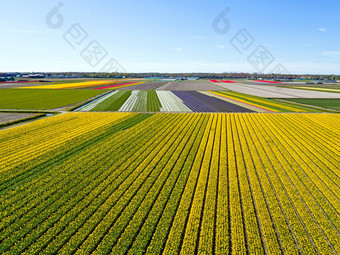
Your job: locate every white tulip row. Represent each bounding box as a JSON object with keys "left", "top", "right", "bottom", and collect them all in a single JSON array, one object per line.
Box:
[
  {"left": 119, "top": 90, "right": 139, "bottom": 111},
  {"left": 156, "top": 91, "right": 192, "bottom": 112},
  {"left": 77, "top": 91, "right": 118, "bottom": 111}
]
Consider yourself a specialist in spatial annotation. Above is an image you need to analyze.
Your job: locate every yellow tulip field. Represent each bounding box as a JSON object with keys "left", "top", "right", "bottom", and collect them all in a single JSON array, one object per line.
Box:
[{"left": 0, "top": 112, "right": 339, "bottom": 254}]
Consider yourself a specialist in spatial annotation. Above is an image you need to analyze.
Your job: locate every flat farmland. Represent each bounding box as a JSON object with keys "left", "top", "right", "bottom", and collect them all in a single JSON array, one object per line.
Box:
[
  {"left": 76, "top": 90, "right": 321, "bottom": 113},
  {"left": 0, "top": 82, "right": 42, "bottom": 89},
  {"left": 204, "top": 91, "right": 323, "bottom": 112},
  {"left": 116, "top": 81, "right": 166, "bottom": 90},
  {"left": 76, "top": 90, "right": 253, "bottom": 112},
  {"left": 157, "top": 81, "right": 225, "bottom": 91},
  {"left": 212, "top": 79, "right": 307, "bottom": 86},
  {"left": 283, "top": 98, "right": 340, "bottom": 111},
  {"left": 0, "top": 112, "right": 339, "bottom": 254},
  {"left": 173, "top": 91, "right": 253, "bottom": 112},
  {"left": 19, "top": 80, "right": 145, "bottom": 90},
  {"left": 0, "top": 89, "right": 104, "bottom": 110},
  {"left": 0, "top": 113, "right": 42, "bottom": 126},
  {"left": 77, "top": 91, "right": 163, "bottom": 112},
  {"left": 278, "top": 83, "right": 340, "bottom": 91},
  {"left": 0, "top": 79, "right": 111, "bottom": 89},
  {"left": 212, "top": 82, "right": 340, "bottom": 98},
  {"left": 282, "top": 85, "right": 340, "bottom": 94}
]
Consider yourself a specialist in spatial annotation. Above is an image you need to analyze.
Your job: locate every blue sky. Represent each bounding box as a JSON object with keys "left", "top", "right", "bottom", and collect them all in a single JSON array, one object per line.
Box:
[{"left": 1, "top": 0, "right": 340, "bottom": 74}]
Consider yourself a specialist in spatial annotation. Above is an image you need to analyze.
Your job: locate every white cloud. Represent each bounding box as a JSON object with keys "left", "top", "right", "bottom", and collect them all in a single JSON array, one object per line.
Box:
[
  {"left": 217, "top": 45, "right": 225, "bottom": 49},
  {"left": 175, "top": 48, "right": 183, "bottom": 52},
  {"left": 318, "top": 28, "right": 327, "bottom": 32},
  {"left": 323, "top": 51, "right": 340, "bottom": 55}
]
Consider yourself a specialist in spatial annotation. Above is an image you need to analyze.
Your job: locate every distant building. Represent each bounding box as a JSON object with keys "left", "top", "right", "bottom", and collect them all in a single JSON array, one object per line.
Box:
[
  {"left": 161, "top": 78, "right": 176, "bottom": 81},
  {"left": 277, "top": 79, "right": 292, "bottom": 82},
  {"left": 28, "top": 74, "right": 45, "bottom": 79},
  {"left": 0, "top": 77, "right": 15, "bottom": 81},
  {"left": 22, "top": 74, "right": 45, "bottom": 79},
  {"left": 325, "top": 79, "right": 336, "bottom": 83}
]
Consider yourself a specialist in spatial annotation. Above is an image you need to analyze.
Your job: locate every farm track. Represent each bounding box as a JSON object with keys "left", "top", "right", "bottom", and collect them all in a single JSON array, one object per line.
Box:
[{"left": 0, "top": 112, "right": 339, "bottom": 254}]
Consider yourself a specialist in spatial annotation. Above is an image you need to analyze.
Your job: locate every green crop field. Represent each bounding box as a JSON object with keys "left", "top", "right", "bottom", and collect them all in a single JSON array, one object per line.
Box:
[
  {"left": 0, "top": 112, "right": 339, "bottom": 254},
  {"left": 147, "top": 91, "right": 162, "bottom": 112},
  {"left": 131, "top": 91, "right": 162, "bottom": 112},
  {"left": 283, "top": 98, "right": 340, "bottom": 110},
  {"left": 90, "top": 91, "right": 132, "bottom": 111},
  {"left": 79, "top": 91, "right": 162, "bottom": 112},
  {"left": 0, "top": 89, "right": 104, "bottom": 110},
  {"left": 280, "top": 83, "right": 340, "bottom": 90}
]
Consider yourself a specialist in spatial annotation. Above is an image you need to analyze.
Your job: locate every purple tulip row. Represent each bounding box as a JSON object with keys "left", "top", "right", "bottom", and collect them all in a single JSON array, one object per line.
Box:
[
  {"left": 172, "top": 91, "right": 254, "bottom": 113},
  {"left": 172, "top": 91, "right": 217, "bottom": 112}
]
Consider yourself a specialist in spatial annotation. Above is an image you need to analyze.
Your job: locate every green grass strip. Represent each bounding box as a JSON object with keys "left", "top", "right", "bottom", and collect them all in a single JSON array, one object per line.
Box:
[
  {"left": 91, "top": 91, "right": 132, "bottom": 111},
  {"left": 133, "top": 91, "right": 148, "bottom": 112},
  {"left": 0, "top": 114, "right": 46, "bottom": 128},
  {"left": 0, "top": 89, "right": 103, "bottom": 110},
  {"left": 147, "top": 91, "right": 162, "bottom": 112},
  {"left": 282, "top": 99, "right": 340, "bottom": 111}
]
